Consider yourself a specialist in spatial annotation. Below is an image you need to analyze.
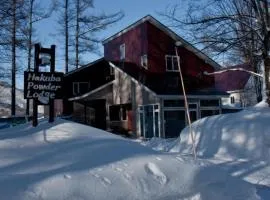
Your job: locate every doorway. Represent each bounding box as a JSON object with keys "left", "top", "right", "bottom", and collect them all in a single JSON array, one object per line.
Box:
[{"left": 139, "top": 104, "right": 160, "bottom": 138}]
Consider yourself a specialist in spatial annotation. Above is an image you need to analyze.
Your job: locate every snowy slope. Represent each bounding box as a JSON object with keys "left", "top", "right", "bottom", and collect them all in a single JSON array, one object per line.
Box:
[
  {"left": 0, "top": 119, "right": 259, "bottom": 200},
  {"left": 0, "top": 81, "right": 26, "bottom": 116}
]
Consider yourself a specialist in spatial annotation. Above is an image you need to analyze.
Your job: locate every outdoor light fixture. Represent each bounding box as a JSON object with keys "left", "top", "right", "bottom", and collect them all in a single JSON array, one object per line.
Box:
[
  {"left": 175, "top": 41, "right": 197, "bottom": 160},
  {"left": 39, "top": 54, "right": 51, "bottom": 67}
]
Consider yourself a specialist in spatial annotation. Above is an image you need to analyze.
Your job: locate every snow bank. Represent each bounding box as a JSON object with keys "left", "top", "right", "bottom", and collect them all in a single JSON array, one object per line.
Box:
[
  {"left": 0, "top": 119, "right": 260, "bottom": 200},
  {"left": 177, "top": 107, "right": 270, "bottom": 161}
]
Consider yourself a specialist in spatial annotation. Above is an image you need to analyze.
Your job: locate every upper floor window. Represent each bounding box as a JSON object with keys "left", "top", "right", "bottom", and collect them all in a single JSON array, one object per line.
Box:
[
  {"left": 109, "top": 66, "right": 114, "bottom": 76},
  {"left": 73, "top": 82, "right": 90, "bottom": 96},
  {"left": 141, "top": 54, "right": 148, "bottom": 69},
  {"left": 120, "top": 44, "right": 125, "bottom": 60},
  {"left": 165, "top": 55, "right": 179, "bottom": 71},
  {"left": 230, "top": 96, "right": 235, "bottom": 104}
]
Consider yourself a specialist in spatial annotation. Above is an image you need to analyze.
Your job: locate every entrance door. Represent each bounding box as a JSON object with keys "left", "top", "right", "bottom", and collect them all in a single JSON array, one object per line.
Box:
[{"left": 139, "top": 104, "right": 160, "bottom": 138}]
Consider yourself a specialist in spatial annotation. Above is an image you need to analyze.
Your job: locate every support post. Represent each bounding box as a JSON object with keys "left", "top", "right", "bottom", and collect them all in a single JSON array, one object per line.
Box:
[
  {"left": 32, "top": 43, "right": 40, "bottom": 127},
  {"left": 49, "top": 45, "right": 56, "bottom": 123},
  {"left": 175, "top": 44, "right": 197, "bottom": 160}
]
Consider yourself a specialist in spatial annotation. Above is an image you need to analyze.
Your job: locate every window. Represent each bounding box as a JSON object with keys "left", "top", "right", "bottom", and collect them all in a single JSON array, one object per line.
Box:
[
  {"left": 200, "top": 110, "right": 220, "bottom": 118},
  {"left": 120, "top": 44, "right": 125, "bottom": 60},
  {"left": 110, "top": 66, "right": 114, "bottom": 76},
  {"left": 165, "top": 55, "right": 179, "bottom": 71},
  {"left": 141, "top": 54, "right": 148, "bottom": 69},
  {"left": 73, "top": 82, "right": 90, "bottom": 96},
  {"left": 109, "top": 105, "right": 121, "bottom": 121},
  {"left": 164, "top": 100, "right": 185, "bottom": 107},
  {"left": 200, "top": 99, "right": 220, "bottom": 107},
  {"left": 109, "top": 104, "right": 131, "bottom": 121},
  {"left": 230, "top": 96, "right": 235, "bottom": 104}
]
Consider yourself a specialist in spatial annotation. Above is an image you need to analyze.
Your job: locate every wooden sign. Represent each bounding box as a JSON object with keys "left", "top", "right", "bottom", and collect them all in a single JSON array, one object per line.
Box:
[{"left": 24, "top": 71, "right": 63, "bottom": 104}]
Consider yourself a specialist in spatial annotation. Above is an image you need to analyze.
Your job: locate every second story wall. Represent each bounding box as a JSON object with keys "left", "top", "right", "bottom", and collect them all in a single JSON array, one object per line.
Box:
[
  {"left": 147, "top": 22, "right": 215, "bottom": 89},
  {"left": 104, "top": 22, "right": 148, "bottom": 67}
]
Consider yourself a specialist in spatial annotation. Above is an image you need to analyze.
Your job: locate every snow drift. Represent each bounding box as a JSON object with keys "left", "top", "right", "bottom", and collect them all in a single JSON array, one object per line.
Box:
[
  {"left": 0, "top": 119, "right": 260, "bottom": 200},
  {"left": 176, "top": 106, "right": 270, "bottom": 161}
]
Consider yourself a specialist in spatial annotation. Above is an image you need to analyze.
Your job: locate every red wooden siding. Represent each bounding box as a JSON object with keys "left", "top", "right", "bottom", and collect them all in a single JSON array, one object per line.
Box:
[
  {"left": 104, "top": 22, "right": 148, "bottom": 67},
  {"left": 147, "top": 21, "right": 175, "bottom": 73},
  {"left": 104, "top": 19, "right": 215, "bottom": 91}
]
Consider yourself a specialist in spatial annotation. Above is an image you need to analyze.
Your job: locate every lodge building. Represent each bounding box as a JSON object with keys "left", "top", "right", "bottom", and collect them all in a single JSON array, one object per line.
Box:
[{"left": 60, "top": 15, "right": 228, "bottom": 138}]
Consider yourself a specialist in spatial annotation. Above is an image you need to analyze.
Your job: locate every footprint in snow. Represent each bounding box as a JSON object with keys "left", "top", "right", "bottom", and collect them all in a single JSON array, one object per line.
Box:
[
  {"left": 64, "top": 174, "right": 71, "bottom": 179},
  {"left": 101, "top": 177, "right": 112, "bottom": 186},
  {"left": 176, "top": 156, "right": 184, "bottom": 162},
  {"left": 156, "top": 157, "right": 162, "bottom": 161},
  {"left": 145, "top": 162, "right": 167, "bottom": 185},
  {"left": 123, "top": 172, "right": 132, "bottom": 180},
  {"left": 115, "top": 167, "right": 124, "bottom": 172}
]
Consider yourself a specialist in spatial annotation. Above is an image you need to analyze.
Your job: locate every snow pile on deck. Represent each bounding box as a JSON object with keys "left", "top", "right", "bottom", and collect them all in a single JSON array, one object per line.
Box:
[
  {"left": 0, "top": 119, "right": 259, "bottom": 200},
  {"left": 176, "top": 106, "right": 270, "bottom": 161}
]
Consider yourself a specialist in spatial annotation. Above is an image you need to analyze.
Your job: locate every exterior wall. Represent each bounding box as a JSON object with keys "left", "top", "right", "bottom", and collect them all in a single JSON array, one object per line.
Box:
[
  {"left": 43, "top": 100, "right": 63, "bottom": 117},
  {"left": 104, "top": 22, "right": 148, "bottom": 66},
  {"left": 147, "top": 22, "right": 215, "bottom": 90},
  {"left": 221, "top": 77, "right": 257, "bottom": 108},
  {"left": 113, "top": 68, "right": 159, "bottom": 136}
]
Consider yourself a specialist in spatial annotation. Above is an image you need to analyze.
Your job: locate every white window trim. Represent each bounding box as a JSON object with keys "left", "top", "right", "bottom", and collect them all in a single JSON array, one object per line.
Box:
[
  {"left": 165, "top": 55, "right": 179, "bottom": 72},
  {"left": 120, "top": 43, "right": 125, "bottom": 60},
  {"left": 141, "top": 54, "right": 148, "bottom": 69}
]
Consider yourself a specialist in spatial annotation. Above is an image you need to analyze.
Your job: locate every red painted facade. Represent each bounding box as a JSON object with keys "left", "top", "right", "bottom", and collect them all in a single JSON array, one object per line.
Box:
[{"left": 104, "top": 19, "right": 215, "bottom": 91}]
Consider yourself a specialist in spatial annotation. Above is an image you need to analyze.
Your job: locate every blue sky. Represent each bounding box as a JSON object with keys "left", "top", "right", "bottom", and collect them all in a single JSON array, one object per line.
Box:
[{"left": 33, "top": 0, "right": 187, "bottom": 72}]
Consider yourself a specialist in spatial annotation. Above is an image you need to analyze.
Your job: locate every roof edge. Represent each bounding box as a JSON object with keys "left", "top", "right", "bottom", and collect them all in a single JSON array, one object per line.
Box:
[{"left": 102, "top": 15, "right": 221, "bottom": 70}]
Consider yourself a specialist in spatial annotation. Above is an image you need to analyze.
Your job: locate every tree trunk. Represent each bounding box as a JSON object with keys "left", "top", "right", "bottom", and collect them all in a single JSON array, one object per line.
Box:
[
  {"left": 75, "top": 0, "right": 79, "bottom": 69},
  {"left": 26, "top": 0, "right": 34, "bottom": 118},
  {"left": 264, "top": 57, "right": 270, "bottom": 105},
  {"left": 11, "top": 0, "right": 16, "bottom": 116},
  {"left": 65, "top": 0, "right": 69, "bottom": 73}
]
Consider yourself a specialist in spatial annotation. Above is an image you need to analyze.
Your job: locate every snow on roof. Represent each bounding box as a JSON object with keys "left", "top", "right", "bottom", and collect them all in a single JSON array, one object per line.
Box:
[
  {"left": 215, "top": 63, "right": 253, "bottom": 92},
  {"left": 0, "top": 118, "right": 258, "bottom": 200}
]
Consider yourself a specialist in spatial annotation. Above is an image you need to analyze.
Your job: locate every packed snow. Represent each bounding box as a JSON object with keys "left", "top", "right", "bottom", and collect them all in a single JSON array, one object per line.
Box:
[{"left": 0, "top": 119, "right": 260, "bottom": 200}]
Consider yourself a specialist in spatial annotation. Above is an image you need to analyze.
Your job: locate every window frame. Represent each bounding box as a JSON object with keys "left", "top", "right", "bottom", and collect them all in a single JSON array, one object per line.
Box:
[
  {"left": 165, "top": 55, "right": 180, "bottom": 72},
  {"left": 120, "top": 43, "right": 125, "bottom": 60},
  {"left": 141, "top": 54, "right": 148, "bottom": 69}
]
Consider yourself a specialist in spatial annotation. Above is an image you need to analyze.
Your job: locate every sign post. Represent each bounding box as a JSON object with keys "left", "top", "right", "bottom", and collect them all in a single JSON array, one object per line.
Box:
[{"left": 24, "top": 44, "right": 63, "bottom": 127}]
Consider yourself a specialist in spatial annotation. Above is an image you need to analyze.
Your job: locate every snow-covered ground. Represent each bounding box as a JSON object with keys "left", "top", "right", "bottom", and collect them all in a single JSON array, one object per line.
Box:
[
  {"left": 141, "top": 102, "right": 270, "bottom": 199},
  {"left": 0, "top": 119, "right": 261, "bottom": 200}
]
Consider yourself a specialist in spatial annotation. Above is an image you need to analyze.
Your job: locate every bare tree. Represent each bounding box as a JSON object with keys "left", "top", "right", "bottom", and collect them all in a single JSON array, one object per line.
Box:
[
  {"left": 24, "top": 0, "right": 55, "bottom": 117},
  {"left": 163, "top": 0, "right": 270, "bottom": 104},
  {"left": 57, "top": 0, "right": 124, "bottom": 70}
]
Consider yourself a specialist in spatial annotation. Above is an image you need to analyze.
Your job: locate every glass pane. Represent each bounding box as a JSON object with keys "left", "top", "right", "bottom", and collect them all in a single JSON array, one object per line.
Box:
[
  {"left": 144, "top": 106, "right": 154, "bottom": 138},
  {"left": 166, "top": 56, "right": 173, "bottom": 71},
  {"left": 173, "top": 57, "right": 179, "bottom": 71},
  {"left": 164, "top": 100, "right": 185, "bottom": 107},
  {"left": 154, "top": 112, "right": 159, "bottom": 137},
  {"left": 140, "top": 112, "right": 144, "bottom": 137},
  {"left": 200, "top": 110, "right": 220, "bottom": 118},
  {"left": 109, "top": 106, "right": 120, "bottom": 121},
  {"left": 164, "top": 110, "right": 186, "bottom": 138},
  {"left": 200, "top": 99, "right": 220, "bottom": 107},
  {"left": 189, "top": 111, "right": 197, "bottom": 123},
  {"left": 189, "top": 103, "right": 197, "bottom": 109}
]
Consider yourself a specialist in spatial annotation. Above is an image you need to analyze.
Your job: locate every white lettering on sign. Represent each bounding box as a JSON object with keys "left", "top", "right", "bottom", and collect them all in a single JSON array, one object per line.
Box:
[
  {"left": 24, "top": 72, "right": 63, "bottom": 103},
  {"left": 27, "top": 73, "right": 62, "bottom": 82}
]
